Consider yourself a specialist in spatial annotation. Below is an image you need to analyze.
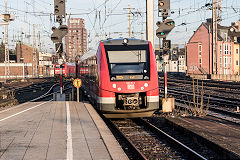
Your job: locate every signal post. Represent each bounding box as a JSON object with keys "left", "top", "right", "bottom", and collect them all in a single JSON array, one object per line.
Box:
[
  {"left": 51, "top": 0, "right": 68, "bottom": 98},
  {"left": 157, "top": 0, "right": 175, "bottom": 113}
]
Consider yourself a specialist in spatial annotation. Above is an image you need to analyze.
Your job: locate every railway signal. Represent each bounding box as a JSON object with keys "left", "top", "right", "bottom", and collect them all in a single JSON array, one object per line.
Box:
[
  {"left": 54, "top": 0, "right": 66, "bottom": 16},
  {"left": 158, "top": 0, "right": 170, "bottom": 10},
  {"left": 162, "top": 40, "right": 171, "bottom": 50},
  {"left": 156, "top": 19, "right": 175, "bottom": 38},
  {"left": 156, "top": 0, "right": 175, "bottom": 112},
  {"left": 158, "top": 0, "right": 170, "bottom": 17},
  {"left": 52, "top": 0, "right": 67, "bottom": 58},
  {"left": 54, "top": 0, "right": 66, "bottom": 23},
  {"left": 51, "top": 25, "right": 68, "bottom": 43},
  {"left": 55, "top": 43, "right": 63, "bottom": 54}
]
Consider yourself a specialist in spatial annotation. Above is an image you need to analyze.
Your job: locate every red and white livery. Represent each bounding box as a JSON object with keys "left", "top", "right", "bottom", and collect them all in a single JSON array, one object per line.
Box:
[
  {"left": 54, "top": 62, "right": 76, "bottom": 78},
  {"left": 78, "top": 38, "right": 159, "bottom": 118}
]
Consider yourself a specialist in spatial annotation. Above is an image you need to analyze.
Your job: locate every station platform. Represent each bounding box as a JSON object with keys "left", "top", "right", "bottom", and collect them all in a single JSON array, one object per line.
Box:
[{"left": 0, "top": 101, "right": 128, "bottom": 160}]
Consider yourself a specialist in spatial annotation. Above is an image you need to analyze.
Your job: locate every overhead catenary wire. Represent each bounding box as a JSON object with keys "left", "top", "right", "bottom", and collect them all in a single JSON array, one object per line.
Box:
[{"left": 2, "top": 0, "right": 240, "bottom": 51}]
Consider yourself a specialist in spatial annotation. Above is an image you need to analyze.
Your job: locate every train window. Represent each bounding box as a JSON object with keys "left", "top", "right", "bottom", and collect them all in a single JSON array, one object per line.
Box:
[
  {"left": 105, "top": 45, "right": 150, "bottom": 81},
  {"left": 108, "top": 50, "right": 146, "bottom": 63},
  {"left": 110, "top": 63, "right": 145, "bottom": 74}
]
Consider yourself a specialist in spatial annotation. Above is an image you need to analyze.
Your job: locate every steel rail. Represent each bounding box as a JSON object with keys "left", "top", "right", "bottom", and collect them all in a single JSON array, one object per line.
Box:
[
  {"left": 159, "top": 86, "right": 240, "bottom": 113},
  {"left": 174, "top": 100, "right": 240, "bottom": 125},
  {"left": 138, "top": 118, "right": 208, "bottom": 160},
  {"left": 105, "top": 118, "right": 148, "bottom": 160}
]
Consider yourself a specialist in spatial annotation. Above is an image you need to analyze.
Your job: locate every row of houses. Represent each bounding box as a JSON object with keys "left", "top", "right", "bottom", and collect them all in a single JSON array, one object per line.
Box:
[
  {"left": 155, "top": 47, "right": 186, "bottom": 73},
  {"left": 187, "top": 19, "right": 240, "bottom": 76},
  {"left": 157, "top": 19, "right": 240, "bottom": 81}
]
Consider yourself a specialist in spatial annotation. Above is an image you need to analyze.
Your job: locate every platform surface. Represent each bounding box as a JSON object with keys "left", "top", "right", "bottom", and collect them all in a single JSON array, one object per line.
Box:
[{"left": 0, "top": 101, "right": 128, "bottom": 160}]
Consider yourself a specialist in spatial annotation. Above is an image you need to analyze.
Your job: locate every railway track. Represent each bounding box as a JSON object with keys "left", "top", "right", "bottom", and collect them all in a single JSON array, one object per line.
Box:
[
  {"left": 0, "top": 79, "right": 73, "bottom": 108},
  {"left": 31, "top": 81, "right": 73, "bottom": 102},
  {"left": 106, "top": 118, "right": 211, "bottom": 160},
  {"left": 159, "top": 75, "right": 240, "bottom": 91},
  {"left": 1, "top": 78, "right": 52, "bottom": 92},
  {"left": 158, "top": 75, "right": 240, "bottom": 122},
  {"left": 147, "top": 116, "right": 240, "bottom": 159},
  {"left": 14, "top": 81, "right": 58, "bottom": 103},
  {"left": 159, "top": 85, "right": 240, "bottom": 117},
  {"left": 158, "top": 84, "right": 240, "bottom": 125},
  {"left": 163, "top": 87, "right": 240, "bottom": 111},
  {"left": 159, "top": 75, "right": 240, "bottom": 97},
  {"left": 164, "top": 80, "right": 240, "bottom": 100},
  {"left": 104, "top": 115, "right": 240, "bottom": 159},
  {"left": 174, "top": 99, "right": 240, "bottom": 125}
]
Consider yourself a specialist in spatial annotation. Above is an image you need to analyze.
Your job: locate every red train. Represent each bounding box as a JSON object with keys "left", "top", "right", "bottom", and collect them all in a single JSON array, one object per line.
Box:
[
  {"left": 54, "top": 62, "right": 76, "bottom": 78},
  {"left": 77, "top": 38, "right": 159, "bottom": 118}
]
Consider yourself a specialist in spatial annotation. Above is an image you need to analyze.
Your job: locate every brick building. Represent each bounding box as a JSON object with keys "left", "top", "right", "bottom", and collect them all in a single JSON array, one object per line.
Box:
[
  {"left": 0, "top": 63, "right": 32, "bottom": 79},
  {"left": 0, "top": 43, "right": 38, "bottom": 79},
  {"left": 187, "top": 19, "right": 240, "bottom": 75},
  {"left": 0, "top": 43, "right": 56, "bottom": 79},
  {"left": 16, "top": 43, "right": 39, "bottom": 64},
  {"left": 65, "top": 18, "right": 87, "bottom": 62}
]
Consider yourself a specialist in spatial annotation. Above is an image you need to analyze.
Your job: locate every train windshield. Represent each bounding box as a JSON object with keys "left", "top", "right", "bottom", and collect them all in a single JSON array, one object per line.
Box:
[{"left": 105, "top": 45, "right": 150, "bottom": 81}]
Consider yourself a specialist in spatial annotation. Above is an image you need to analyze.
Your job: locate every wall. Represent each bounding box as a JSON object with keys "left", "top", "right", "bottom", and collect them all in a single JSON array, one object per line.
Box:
[
  {"left": 0, "top": 63, "right": 32, "bottom": 79},
  {"left": 187, "top": 42, "right": 199, "bottom": 74},
  {"left": 188, "top": 24, "right": 211, "bottom": 74},
  {"left": 218, "top": 42, "right": 234, "bottom": 74},
  {"left": 170, "top": 60, "right": 178, "bottom": 72},
  {"left": 178, "top": 55, "right": 185, "bottom": 72},
  {"left": 16, "top": 43, "right": 38, "bottom": 64},
  {"left": 188, "top": 73, "right": 240, "bottom": 82},
  {"left": 212, "top": 74, "right": 240, "bottom": 81},
  {"left": 233, "top": 43, "right": 240, "bottom": 74}
]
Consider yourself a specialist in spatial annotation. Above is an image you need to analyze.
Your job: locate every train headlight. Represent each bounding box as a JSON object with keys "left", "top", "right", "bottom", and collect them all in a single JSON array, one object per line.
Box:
[
  {"left": 118, "top": 87, "right": 122, "bottom": 91},
  {"left": 128, "top": 99, "right": 133, "bottom": 104},
  {"left": 112, "top": 84, "right": 117, "bottom": 88},
  {"left": 144, "top": 76, "right": 149, "bottom": 79},
  {"left": 141, "top": 87, "right": 144, "bottom": 90},
  {"left": 133, "top": 99, "right": 138, "bottom": 104},
  {"left": 144, "top": 83, "right": 149, "bottom": 87},
  {"left": 122, "top": 38, "right": 128, "bottom": 45}
]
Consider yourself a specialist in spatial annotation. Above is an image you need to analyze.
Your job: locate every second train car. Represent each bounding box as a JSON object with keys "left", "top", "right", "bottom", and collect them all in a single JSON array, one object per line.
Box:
[
  {"left": 78, "top": 38, "right": 159, "bottom": 118},
  {"left": 54, "top": 62, "right": 76, "bottom": 78}
]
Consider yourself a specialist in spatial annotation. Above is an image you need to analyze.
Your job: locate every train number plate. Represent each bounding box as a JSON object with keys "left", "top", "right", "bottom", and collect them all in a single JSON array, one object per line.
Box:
[{"left": 126, "top": 82, "right": 135, "bottom": 89}]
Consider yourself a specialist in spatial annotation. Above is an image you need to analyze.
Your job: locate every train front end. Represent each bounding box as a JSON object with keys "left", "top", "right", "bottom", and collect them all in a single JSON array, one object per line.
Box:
[{"left": 98, "top": 38, "right": 159, "bottom": 118}]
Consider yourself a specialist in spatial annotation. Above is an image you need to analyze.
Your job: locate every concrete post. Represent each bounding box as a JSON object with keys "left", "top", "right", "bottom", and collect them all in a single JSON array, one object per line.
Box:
[
  {"left": 60, "top": 68, "right": 63, "bottom": 94},
  {"left": 77, "top": 87, "right": 79, "bottom": 103},
  {"left": 146, "top": 0, "right": 154, "bottom": 47}
]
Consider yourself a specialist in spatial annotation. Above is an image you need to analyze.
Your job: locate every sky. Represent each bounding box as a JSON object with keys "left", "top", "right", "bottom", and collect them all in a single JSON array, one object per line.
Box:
[{"left": 1, "top": 0, "right": 240, "bottom": 52}]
